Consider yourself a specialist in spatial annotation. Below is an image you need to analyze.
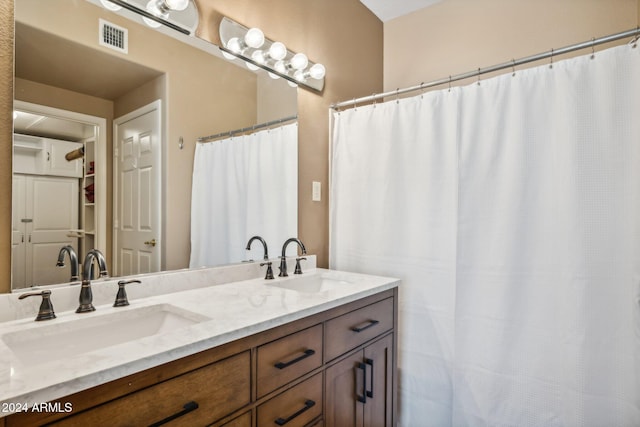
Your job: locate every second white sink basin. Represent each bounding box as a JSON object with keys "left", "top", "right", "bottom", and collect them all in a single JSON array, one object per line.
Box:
[
  {"left": 268, "top": 273, "right": 353, "bottom": 293},
  {"left": 1, "top": 304, "right": 208, "bottom": 366}
]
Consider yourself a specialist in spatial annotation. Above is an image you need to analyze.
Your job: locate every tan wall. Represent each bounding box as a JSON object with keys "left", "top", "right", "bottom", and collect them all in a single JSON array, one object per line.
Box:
[
  {"left": 195, "top": 0, "right": 384, "bottom": 267},
  {"left": 385, "top": 0, "right": 638, "bottom": 92},
  {"left": 0, "top": 1, "right": 13, "bottom": 293}
]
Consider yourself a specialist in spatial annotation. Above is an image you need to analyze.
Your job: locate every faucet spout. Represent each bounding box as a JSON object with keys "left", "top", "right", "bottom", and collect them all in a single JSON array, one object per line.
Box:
[
  {"left": 77, "top": 249, "right": 109, "bottom": 313},
  {"left": 278, "top": 238, "right": 306, "bottom": 277},
  {"left": 246, "top": 236, "right": 269, "bottom": 260},
  {"left": 56, "top": 245, "right": 79, "bottom": 282}
]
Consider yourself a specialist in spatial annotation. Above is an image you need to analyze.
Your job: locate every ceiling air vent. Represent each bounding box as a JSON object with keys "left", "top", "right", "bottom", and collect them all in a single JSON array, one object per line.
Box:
[{"left": 99, "top": 19, "right": 128, "bottom": 54}]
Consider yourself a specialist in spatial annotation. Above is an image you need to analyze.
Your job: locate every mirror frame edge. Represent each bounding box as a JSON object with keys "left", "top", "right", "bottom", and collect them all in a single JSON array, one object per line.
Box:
[{"left": 0, "top": 0, "right": 14, "bottom": 294}]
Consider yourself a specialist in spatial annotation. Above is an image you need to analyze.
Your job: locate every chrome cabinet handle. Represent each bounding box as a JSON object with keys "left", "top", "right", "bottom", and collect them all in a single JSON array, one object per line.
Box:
[{"left": 144, "top": 238, "right": 157, "bottom": 247}]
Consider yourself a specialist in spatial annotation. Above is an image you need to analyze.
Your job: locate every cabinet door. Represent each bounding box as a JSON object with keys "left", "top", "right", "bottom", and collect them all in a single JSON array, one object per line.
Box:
[
  {"left": 47, "top": 139, "right": 83, "bottom": 178},
  {"left": 363, "top": 334, "right": 393, "bottom": 427},
  {"left": 325, "top": 351, "right": 364, "bottom": 427}
]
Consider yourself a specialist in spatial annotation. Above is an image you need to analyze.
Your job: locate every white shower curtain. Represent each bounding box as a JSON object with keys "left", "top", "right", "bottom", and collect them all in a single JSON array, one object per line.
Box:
[
  {"left": 190, "top": 123, "right": 297, "bottom": 267},
  {"left": 330, "top": 44, "right": 640, "bottom": 426}
]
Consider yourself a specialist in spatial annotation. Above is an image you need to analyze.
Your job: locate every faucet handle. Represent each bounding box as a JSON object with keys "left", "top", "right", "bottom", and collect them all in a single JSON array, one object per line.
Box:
[
  {"left": 260, "top": 262, "right": 275, "bottom": 280},
  {"left": 294, "top": 257, "right": 307, "bottom": 275},
  {"left": 19, "top": 290, "right": 56, "bottom": 321},
  {"left": 114, "top": 279, "right": 141, "bottom": 307}
]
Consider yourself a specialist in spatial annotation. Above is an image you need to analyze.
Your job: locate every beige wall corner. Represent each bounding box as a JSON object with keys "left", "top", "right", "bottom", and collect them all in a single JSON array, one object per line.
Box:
[
  {"left": 195, "top": 0, "right": 383, "bottom": 268},
  {"left": 384, "top": 0, "right": 638, "bottom": 92},
  {"left": 0, "top": 1, "right": 13, "bottom": 294}
]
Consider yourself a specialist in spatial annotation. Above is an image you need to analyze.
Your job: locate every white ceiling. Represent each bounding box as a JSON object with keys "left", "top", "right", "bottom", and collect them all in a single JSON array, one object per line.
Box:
[{"left": 360, "top": 0, "right": 442, "bottom": 22}]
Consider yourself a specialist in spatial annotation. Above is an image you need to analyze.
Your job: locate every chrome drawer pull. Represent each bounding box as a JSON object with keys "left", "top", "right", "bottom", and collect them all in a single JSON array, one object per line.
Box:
[
  {"left": 274, "top": 349, "right": 316, "bottom": 369},
  {"left": 351, "top": 319, "right": 379, "bottom": 333},
  {"left": 149, "top": 401, "right": 199, "bottom": 426},
  {"left": 274, "top": 399, "right": 316, "bottom": 425}
]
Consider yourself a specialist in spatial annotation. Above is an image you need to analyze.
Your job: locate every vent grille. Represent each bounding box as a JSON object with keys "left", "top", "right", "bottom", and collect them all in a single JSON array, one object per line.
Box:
[{"left": 99, "top": 19, "right": 128, "bottom": 54}]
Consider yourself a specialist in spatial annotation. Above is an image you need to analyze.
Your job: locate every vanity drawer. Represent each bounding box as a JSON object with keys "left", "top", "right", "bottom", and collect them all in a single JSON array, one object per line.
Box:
[
  {"left": 324, "top": 297, "right": 394, "bottom": 361},
  {"left": 51, "top": 351, "right": 251, "bottom": 427},
  {"left": 257, "top": 373, "right": 322, "bottom": 427},
  {"left": 257, "top": 324, "right": 323, "bottom": 398}
]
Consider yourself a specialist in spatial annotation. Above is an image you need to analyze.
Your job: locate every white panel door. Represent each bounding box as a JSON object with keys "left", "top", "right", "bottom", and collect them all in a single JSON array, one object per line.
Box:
[
  {"left": 46, "top": 139, "right": 83, "bottom": 178},
  {"left": 115, "top": 103, "right": 161, "bottom": 276},
  {"left": 12, "top": 174, "right": 79, "bottom": 289},
  {"left": 12, "top": 175, "right": 27, "bottom": 289}
]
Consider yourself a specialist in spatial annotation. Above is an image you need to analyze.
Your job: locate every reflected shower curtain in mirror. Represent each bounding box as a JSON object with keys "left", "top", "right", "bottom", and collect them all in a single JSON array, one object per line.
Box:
[
  {"left": 190, "top": 123, "right": 297, "bottom": 267},
  {"left": 330, "top": 44, "right": 640, "bottom": 426}
]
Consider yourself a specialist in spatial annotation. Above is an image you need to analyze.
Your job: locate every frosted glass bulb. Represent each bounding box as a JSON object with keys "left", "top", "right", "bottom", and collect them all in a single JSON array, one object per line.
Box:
[
  {"left": 244, "top": 28, "right": 265, "bottom": 49},
  {"left": 143, "top": 17, "right": 162, "bottom": 28},
  {"left": 274, "top": 60, "right": 287, "bottom": 74},
  {"left": 269, "top": 42, "right": 287, "bottom": 61},
  {"left": 100, "top": 0, "right": 121, "bottom": 11},
  {"left": 227, "top": 37, "right": 242, "bottom": 53},
  {"left": 246, "top": 62, "right": 259, "bottom": 71},
  {"left": 290, "top": 53, "right": 308, "bottom": 70},
  {"left": 268, "top": 72, "right": 280, "bottom": 80},
  {"left": 294, "top": 70, "right": 306, "bottom": 82},
  {"left": 251, "top": 50, "right": 266, "bottom": 64},
  {"left": 146, "top": 0, "right": 166, "bottom": 16},
  {"left": 309, "top": 63, "right": 326, "bottom": 79},
  {"left": 164, "top": 0, "right": 189, "bottom": 11},
  {"left": 222, "top": 50, "right": 236, "bottom": 60},
  {"left": 287, "top": 80, "right": 298, "bottom": 88}
]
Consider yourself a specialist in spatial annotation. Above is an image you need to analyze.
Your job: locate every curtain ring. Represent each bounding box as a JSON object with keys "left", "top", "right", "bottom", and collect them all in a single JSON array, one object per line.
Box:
[
  {"left": 448, "top": 76, "right": 452, "bottom": 92},
  {"left": 396, "top": 88, "right": 400, "bottom": 104},
  {"left": 353, "top": 97, "right": 357, "bottom": 111},
  {"left": 590, "top": 37, "right": 596, "bottom": 59},
  {"left": 549, "top": 48, "right": 554, "bottom": 69},
  {"left": 420, "top": 82, "right": 425, "bottom": 98},
  {"left": 512, "top": 59, "right": 516, "bottom": 77},
  {"left": 477, "top": 68, "right": 481, "bottom": 86},
  {"left": 372, "top": 93, "right": 377, "bottom": 108}
]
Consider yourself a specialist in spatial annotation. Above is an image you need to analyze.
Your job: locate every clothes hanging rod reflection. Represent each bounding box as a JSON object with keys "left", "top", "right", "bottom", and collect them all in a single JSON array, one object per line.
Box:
[
  {"left": 331, "top": 26, "right": 640, "bottom": 110},
  {"left": 197, "top": 115, "right": 298, "bottom": 143}
]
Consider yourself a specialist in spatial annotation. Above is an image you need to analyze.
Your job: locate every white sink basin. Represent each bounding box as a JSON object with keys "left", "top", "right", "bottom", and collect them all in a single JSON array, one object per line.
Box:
[
  {"left": 1, "top": 304, "right": 208, "bottom": 365},
  {"left": 268, "top": 274, "right": 353, "bottom": 293}
]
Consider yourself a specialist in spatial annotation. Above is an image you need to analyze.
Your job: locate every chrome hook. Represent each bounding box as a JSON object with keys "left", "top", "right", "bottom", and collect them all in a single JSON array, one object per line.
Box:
[
  {"left": 353, "top": 97, "right": 357, "bottom": 111},
  {"left": 590, "top": 37, "right": 596, "bottom": 59},
  {"left": 448, "top": 76, "right": 452, "bottom": 92},
  {"left": 477, "top": 68, "right": 481, "bottom": 86},
  {"left": 372, "top": 93, "right": 377, "bottom": 108},
  {"left": 512, "top": 59, "right": 516, "bottom": 77},
  {"left": 549, "top": 48, "right": 554, "bottom": 69},
  {"left": 396, "top": 88, "right": 400, "bottom": 104}
]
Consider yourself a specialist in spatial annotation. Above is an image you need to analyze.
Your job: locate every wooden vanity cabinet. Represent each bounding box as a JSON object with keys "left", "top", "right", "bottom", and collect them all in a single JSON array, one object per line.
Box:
[{"left": 5, "top": 288, "right": 397, "bottom": 427}]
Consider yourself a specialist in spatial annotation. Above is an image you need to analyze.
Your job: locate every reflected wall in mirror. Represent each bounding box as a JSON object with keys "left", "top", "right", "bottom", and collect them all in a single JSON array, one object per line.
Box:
[{"left": 12, "top": 0, "right": 297, "bottom": 291}]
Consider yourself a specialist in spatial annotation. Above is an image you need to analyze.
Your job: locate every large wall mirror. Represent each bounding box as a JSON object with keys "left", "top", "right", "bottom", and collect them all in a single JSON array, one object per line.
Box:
[{"left": 11, "top": 0, "right": 298, "bottom": 291}]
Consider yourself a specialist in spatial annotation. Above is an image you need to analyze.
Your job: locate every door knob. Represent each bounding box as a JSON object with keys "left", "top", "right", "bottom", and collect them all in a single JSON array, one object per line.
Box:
[{"left": 144, "top": 238, "right": 157, "bottom": 247}]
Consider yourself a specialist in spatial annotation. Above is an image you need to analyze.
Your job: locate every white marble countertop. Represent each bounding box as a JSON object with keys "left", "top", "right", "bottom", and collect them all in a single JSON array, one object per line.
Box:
[{"left": 0, "top": 264, "right": 399, "bottom": 417}]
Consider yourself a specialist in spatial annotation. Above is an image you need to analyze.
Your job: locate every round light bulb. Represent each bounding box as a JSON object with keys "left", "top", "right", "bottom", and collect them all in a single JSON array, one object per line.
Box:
[
  {"left": 293, "top": 70, "right": 306, "bottom": 82},
  {"left": 143, "top": 16, "right": 162, "bottom": 28},
  {"left": 287, "top": 80, "right": 298, "bottom": 88},
  {"left": 274, "top": 60, "right": 287, "bottom": 74},
  {"left": 251, "top": 50, "right": 266, "bottom": 65},
  {"left": 222, "top": 50, "right": 236, "bottom": 60},
  {"left": 309, "top": 63, "right": 326, "bottom": 79},
  {"left": 227, "top": 37, "right": 242, "bottom": 53},
  {"left": 269, "top": 42, "right": 287, "bottom": 61},
  {"left": 244, "top": 28, "right": 265, "bottom": 49},
  {"left": 100, "top": 0, "right": 122, "bottom": 11},
  {"left": 246, "top": 62, "right": 259, "bottom": 71},
  {"left": 290, "top": 53, "right": 308, "bottom": 70},
  {"left": 146, "top": 0, "right": 167, "bottom": 16},
  {"left": 164, "top": 0, "right": 189, "bottom": 11},
  {"left": 268, "top": 72, "right": 280, "bottom": 80}
]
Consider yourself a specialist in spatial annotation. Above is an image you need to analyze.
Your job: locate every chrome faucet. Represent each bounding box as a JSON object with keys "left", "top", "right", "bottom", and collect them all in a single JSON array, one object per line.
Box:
[
  {"left": 56, "top": 245, "right": 79, "bottom": 282},
  {"left": 246, "top": 236, "right": 274, "bottom": 279},
  {"left": 278, "top": 238, "right": 306, "bottom": 277},
  {"left": 77, "top": 249, "right": 109, "bottom": 313}
]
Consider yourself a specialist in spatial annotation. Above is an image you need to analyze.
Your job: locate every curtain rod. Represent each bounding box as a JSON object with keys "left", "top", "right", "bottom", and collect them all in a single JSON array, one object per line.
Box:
[
  {"left": 197, "top": 115, "right": 298, "bottom": 143},
  {"left": 331, "top": 27, "right": 640, "bottom": 110}
]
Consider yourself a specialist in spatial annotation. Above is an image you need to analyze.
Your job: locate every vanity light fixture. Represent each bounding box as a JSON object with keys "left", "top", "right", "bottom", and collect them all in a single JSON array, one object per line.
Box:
[
  {"left": 97, "top": 0, "right": 193, "bottom": 35},
  {"left": 219, "top": 17, "right": 326, "bottom": 92}
]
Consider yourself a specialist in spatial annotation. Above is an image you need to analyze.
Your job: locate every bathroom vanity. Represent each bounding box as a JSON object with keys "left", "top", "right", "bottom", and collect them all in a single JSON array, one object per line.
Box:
[{"left": 0, "top": 260, "right": 398, "bottom": 426}]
